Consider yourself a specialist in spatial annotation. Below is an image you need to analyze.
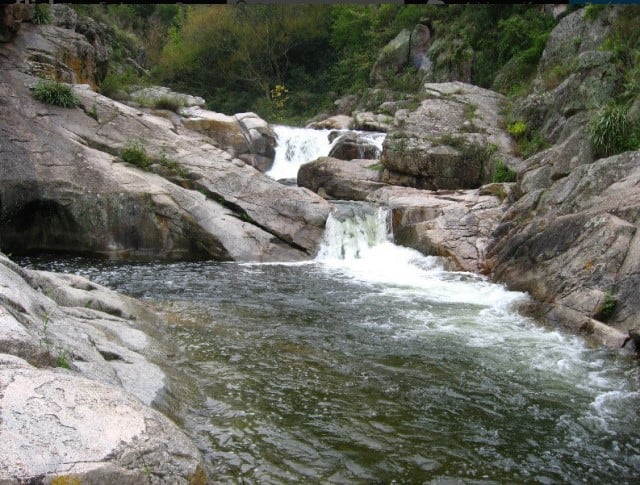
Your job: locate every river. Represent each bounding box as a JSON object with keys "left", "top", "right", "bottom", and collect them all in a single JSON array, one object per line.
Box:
[{"left": 19, "top": 127, "right": 640, "bottom": 483}]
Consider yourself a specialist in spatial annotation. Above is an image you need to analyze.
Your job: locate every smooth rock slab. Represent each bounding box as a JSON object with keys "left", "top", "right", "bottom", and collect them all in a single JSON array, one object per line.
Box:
[{"left": 0, "top": 354, "right": 204, "bottom": 484}]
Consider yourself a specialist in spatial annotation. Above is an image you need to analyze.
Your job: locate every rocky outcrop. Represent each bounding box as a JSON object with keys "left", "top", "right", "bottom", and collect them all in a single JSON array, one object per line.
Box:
[
  {"left": 512, "top": 8, "right": 621, "bottom": 147},
  {"left": 298, "top": 157, "right": 386, "bottom": 201},
  {"left": 0, "top": 22, "right": 330, "bottom": 262},
  {"left": 368, "top": 184, "right": 515, "bottom": 273},
  {"left": 182, "top": 108, "right": 278, "bottom": 172},
  {"left": 0, "top": 4, "right": 32, "bottom": 43},
  {"left": 370, "top": 29, "right": 411, "bottom": 85},
  {"left": 488, "top": 150, "right": 640, "bottom": 341},
  {"left": 0, "top": 253, "right": 207, "bottom": 483},
  {"left": 129, "top": 85, "right": 206, "bottom": 109},
  {"left": 381, "top": 82, "right": 518, "bottom": 190}
]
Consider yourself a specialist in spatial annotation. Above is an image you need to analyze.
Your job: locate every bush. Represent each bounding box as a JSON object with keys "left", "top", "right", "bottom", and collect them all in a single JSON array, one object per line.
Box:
[
  {"left": 153, "top": 96, "right": 183, "bottom": 112},
  {"left": 32, "top": 4, "right": 51, "bottom": 25},
  {"left": 492, "top": 159, "right": 517, "bottom": 183},
  {"left": 32, "top": 80, "right": 79, "bottom": 108},
  {"left": 121, "top": 141, "right": 150, "bottom": 169},
  {"left": 587, "top": 103, "right": 635, "bottom": 159},
  {"left": 507, "top": 120, "right": 527, "bottom": 139}
]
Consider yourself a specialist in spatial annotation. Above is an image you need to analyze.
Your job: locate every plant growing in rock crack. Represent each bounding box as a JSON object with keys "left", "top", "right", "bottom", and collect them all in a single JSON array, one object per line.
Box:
[
  {"left": 38, "top": 312, "right": 71, "bottom": 369},
  {"left": 121, "top": 140, "right": 151, "bottom": 169},
  {"left": 492, "top": 159, "right": 517, "bottom": 183},
  {"left": 596, "top": 291, "right": 618, "bottom": 322},
  {"left": 32, "top": 4, "right": 51, "bottom": 25},
  {"left": 32, "top": 79, "right": 79, "bottom": 108}
]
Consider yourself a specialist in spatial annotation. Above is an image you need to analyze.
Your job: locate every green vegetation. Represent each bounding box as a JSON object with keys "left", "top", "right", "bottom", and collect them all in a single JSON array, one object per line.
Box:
[
  {"left": 492, "top": 160, "right": 517, "bottom": 183},
  {"left": 66, "top": 5, "right": 559, "bottom": 122},
  {"left": 32, "top": 4, "right": 51, "bottom": 25},
  {"left": 32, "top": 79, "right": 79, "bottom": 108},
  {"left": 507, "top": 121, "right": 527, "bottom": 139},
  {"left": 597, "top": 291, "right": 618, "bottom": 322},
  {"left": 121, "top": 141, "right": 151, "bottom": 169},
  {"left": 587, "top": 103, "right": 637, "bottom": 158}
]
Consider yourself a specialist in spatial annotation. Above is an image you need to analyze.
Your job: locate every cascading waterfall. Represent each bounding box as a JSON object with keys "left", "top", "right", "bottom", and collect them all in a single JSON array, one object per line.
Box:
[{"left": 266, "top": 125, "right": 386, "bottom": 181}]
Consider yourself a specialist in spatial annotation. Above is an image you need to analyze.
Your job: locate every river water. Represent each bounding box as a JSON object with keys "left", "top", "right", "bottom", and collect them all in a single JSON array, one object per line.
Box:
[{"left": 20, "top": 129, "right": 640, "bottom": 483}]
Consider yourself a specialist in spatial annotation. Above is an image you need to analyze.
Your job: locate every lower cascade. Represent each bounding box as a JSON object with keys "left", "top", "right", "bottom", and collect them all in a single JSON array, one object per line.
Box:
[{"left": 20, "top": 209, "right": 640, "bottom": 483}]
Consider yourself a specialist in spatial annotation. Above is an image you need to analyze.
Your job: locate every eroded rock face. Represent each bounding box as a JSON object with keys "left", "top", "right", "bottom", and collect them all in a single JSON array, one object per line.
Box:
[
  {"left": 0, "top": 22, "right": 330, "bottom": 262},
  {"left": 381, "top": 82, "right": 518, "bottom": 190},
  {"left": 488, "top": 151, "right": 640, "bottom": 336},
  {"left": 368, "top": 184, "right": 514, "bottom": 273},
  {"left": 298, "top": 157, "right": 386, "bottom": 201}
]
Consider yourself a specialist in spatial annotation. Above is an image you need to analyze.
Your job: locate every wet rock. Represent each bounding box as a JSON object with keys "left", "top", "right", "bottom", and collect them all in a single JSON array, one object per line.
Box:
[
  {"left": 328, "top": 132, "right": 382, "bottom": 161},
  {"left": 368, "top": 184, "right": 509, "bottom": 273},
  {"left": 488, "top": 150, "right": 640, "bottom": 333}
]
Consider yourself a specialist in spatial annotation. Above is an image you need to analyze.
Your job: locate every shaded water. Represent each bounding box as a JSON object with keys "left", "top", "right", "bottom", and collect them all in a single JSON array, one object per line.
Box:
[{"left": 22, "top": 210, "right": 640, "bottom": 484}]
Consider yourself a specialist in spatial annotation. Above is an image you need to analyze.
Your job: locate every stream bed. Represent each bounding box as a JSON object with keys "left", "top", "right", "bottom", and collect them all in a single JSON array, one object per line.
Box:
[{"left": 21, "top": 210, "right": 640, "bottom": 484}]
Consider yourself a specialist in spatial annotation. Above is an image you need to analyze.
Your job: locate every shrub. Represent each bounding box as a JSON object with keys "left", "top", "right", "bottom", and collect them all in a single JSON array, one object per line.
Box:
[
  {"left": 32, "top": 80, "right": 79, "bottom": 108},
  {"left": 32, "top": 4, "right": 51, "bottom": 25},
  {"left": 121, "top": 141, "right": 150, "bottom": 169},
  {"left": 153, "top": 96, "right": 183, "bottom": 112},
  {"left": 587, "top": 103, "right": 633, "bottom": 159},
  {"left": 492, "top": 159, "right": 517, "bottom": 183},
  {"left": 507, "top": 120, "right": 527, "bottom": 139},
  {"left": 596, "top": 291, "right": 618, "bottom": 322}
]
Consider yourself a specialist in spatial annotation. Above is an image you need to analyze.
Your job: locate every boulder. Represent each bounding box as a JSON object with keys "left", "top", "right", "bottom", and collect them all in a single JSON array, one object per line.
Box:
[
  {"left": 328, "top": 132, "right": 383, "bottom": 161},
  {"left": 352, "top": 111, "right": 394, "bottom": 132},
  {"left": 306, "top": 114, "right": 353, "bottom": 130},
  {"left": 182, "top": 107, "right": 277, "bottom": 170},
  {"left": 129, "top": 85, "right": 205, "bottom": 109},
  {"left": 368, "top": 184, "right": 513, "bottom": 273},
  {"left": 0, "top": 252, "right": 208, "bottom": 482},
  {"left": 298, "top": 157, "right": 386, "bottom": 201},
  {"left": 370, "top": 29, "right": 411, "bottom": 85},
  {"left": 488, "top": 150, "right": 640, "bottom": 335},
  {"left": 380, "top": 82, "right": 518, "bottom": 190},
  {"left": 0, "top": 22, "right": 330, "bottom": 262}
]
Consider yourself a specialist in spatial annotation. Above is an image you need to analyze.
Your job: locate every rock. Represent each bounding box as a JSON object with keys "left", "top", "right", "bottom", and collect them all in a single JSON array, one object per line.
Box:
[
  {"left": 328, "top": 132, "right": 383, "bottom": 161},
  {"left": 129, "top": 85, "right": 205, "bottom": 109},
  {"left": 370, "top": 29, "right": 411, "bottom": 85},
  {"left": 352, "top": 111, "right": 394, "bottom": 132},
  {"left": 182, "top": 107, "right": 277, "bottom": 168},
  {"left": 488, "top": 150, "right": 640, "bottom": 334},
  {"left": 0, "top": 252, "right": 208, "bottom": 481},
  {"left": 0, "top": 355, "right": 204, "bottom": 484},
  {"left": 50, "top": 4, "right": 78, "bottom": 30},
  {"left": 306, "top": 114, "right": 353, "bottom": 130},
  {"left": 513, "top": 8, "right": 621, "bottom": 146},
  {"left": 380, "top": 82, "right": 518, "bottom": 190},
  {"left": 368, "top": 185, "right": 508, "bottom": 273},
  {"left": 0, "top": 22, "right": 330, "bottom": 261},
  {"left": 0, "top": 4, "right": 31, "bottom": 43},
  {"left": 423, "top": 37, "right": 473, "bottom": 84},
  {"left": 298, "top": 157, "right": 386, "bottom": 201},
  {"left": 410, "top": 22, "right": 432, "bottom": 71}
]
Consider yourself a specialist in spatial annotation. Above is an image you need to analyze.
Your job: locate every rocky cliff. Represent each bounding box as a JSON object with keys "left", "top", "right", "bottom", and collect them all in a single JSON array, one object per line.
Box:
[{"left": 0, "top": 6, "right": 330, "bottom": 263}]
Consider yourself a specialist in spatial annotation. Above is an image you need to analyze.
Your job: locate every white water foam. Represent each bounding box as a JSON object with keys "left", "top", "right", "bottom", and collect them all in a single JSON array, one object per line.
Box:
[{"left": 266, "top": 125, "right": 386, "bottom": 181}]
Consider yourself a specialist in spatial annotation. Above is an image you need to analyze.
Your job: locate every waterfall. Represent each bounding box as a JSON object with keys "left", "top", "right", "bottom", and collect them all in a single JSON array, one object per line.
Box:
[
  {"left": 266, "top": 125, "right": 338, "bottom": 181},
  {"left": 266, "top": 125, "right": 387, "bottom": 181}
]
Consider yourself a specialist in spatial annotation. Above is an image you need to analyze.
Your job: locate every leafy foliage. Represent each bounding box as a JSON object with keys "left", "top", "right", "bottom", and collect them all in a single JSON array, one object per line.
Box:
[{"left": 32, "top": 80, "right": 78, "bottom": 108}]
